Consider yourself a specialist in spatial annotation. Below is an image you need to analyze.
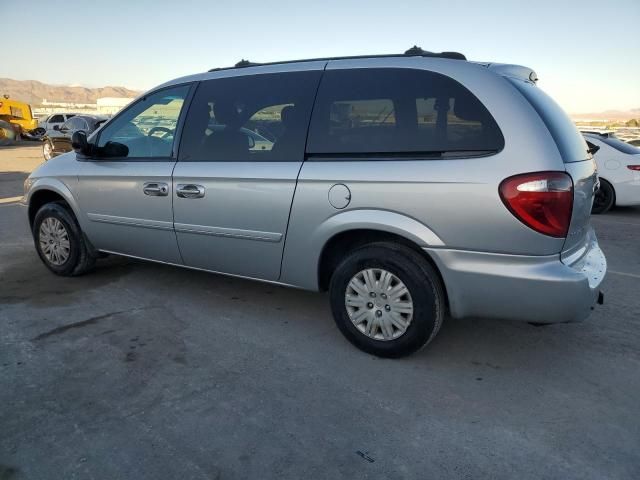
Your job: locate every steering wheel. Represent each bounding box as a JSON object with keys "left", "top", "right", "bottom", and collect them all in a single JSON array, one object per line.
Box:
[{"left": 147, "top": 126, "right": 173, "bottom": 138}]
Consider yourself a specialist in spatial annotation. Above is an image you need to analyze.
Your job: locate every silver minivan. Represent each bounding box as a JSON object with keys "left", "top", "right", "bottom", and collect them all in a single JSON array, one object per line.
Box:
[{"left": 23, "top": 49, "right": 606, "bottom": 357}]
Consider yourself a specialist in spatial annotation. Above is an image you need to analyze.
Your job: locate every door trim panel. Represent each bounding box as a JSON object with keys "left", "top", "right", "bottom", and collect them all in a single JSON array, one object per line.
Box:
[
  {"left": 87, "top": 213, "right": 174, "bottom": 231},
  {"left": 174, "top": 222, "right": 282, "bottom": 242}
]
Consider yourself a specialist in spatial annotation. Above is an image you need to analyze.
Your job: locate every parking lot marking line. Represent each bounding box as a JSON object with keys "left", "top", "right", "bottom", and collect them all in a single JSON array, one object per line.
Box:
[
  {"left": 0, "top": 196, "right": 23, "bottom": 204},
  {"left": 609, "top": 270, "right": 640, "bottom": 279}
]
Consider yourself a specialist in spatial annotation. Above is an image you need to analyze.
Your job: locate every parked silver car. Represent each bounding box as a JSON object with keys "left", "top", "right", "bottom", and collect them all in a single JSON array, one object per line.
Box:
[{"left": 22, "top": 49, "right": 606, "bottom": 357}]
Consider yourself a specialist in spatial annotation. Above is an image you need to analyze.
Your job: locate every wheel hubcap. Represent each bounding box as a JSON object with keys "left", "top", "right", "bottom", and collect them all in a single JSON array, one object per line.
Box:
[
  {"left": 345, "top": 268, "right": 414, "bottom": 341},
  {"left": 39, "top": 217, "right": 70, "bottom": 266}
]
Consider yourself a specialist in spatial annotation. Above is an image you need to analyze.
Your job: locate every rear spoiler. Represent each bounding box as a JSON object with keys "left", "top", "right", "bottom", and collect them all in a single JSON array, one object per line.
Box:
[{"left": 476, "top": 62, "right": 539, "bottom": 84}]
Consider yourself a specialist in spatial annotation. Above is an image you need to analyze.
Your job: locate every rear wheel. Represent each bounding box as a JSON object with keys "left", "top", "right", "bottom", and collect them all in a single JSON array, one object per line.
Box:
[
  {"left": 329, "top": 242, "right": 445, "bottom": 358},
  {"left": 33, "top": 202, "right": 95, "bottom": 276},
  {"left": 592, "top": 179, "right": 615, "bottom": 214}
]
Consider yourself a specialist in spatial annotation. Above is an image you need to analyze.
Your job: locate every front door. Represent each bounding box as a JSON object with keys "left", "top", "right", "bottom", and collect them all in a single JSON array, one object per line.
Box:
[
  {"left": 76, "top": 84, "right": 191, "bottom": 263},
  {"left": 172, "top": 69, "right": 323, "bottom": 280}
]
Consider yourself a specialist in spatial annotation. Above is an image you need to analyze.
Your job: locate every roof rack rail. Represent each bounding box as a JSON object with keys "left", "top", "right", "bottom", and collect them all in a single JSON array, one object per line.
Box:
[
  {"left": 234, "top": 59, "right": 259, "bottom": 68},
  {"left": 208, "top": 46, "right": 466, "bottom": 72}
]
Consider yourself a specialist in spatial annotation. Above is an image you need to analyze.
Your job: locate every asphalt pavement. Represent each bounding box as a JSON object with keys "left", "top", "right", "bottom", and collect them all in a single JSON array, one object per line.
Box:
[{"left": 1, "top": 144, "right": 639, "bottom": 479}]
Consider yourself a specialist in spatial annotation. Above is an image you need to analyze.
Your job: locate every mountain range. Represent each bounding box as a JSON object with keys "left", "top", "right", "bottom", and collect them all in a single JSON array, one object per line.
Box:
[
  {"left": 571, "top": 108, "right": 640, "bottom": 122},
  {"left": 0, "top": 78, "right": 141, "bottom": 105},
  {"left": 1, "top": 78, "right": 638, "bottom": 121}
]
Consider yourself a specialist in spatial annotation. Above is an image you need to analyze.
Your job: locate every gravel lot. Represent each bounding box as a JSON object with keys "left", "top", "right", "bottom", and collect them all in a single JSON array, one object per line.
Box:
[{"left": 1, "top": 144, "right": 639, "bottom": 479}]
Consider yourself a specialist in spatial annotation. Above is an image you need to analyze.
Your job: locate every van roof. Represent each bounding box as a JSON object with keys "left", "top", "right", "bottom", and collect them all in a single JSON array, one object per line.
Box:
[{"left": 207, "top": 46, "right": 467, "bottom": 72}]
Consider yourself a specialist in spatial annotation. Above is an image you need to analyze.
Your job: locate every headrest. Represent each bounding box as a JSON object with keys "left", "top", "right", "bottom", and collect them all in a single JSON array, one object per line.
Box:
[
  {"left": 213, "top": 101, "right": 241, "bottom": 127},
  {"left": 453, "top": 94, "right": 487, "bottom": 122},
  {"left": 280, "top": 105, "right": 299, "bottom": 128}
]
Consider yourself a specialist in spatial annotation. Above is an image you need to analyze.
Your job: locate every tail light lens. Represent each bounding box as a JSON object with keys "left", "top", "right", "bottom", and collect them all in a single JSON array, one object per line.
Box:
[
  {"left": 499, "top": 172, "right": 574, "bottom": 238},
  {"left": 627, "top": 165, "right": 640, "bottom": 171}
]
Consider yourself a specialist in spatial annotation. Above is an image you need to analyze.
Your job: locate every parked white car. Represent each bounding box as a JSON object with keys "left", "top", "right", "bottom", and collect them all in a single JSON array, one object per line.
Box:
[
  {"left": 35, "top": 113, "right": 77, "bottom": 135},
  {"left": 583, "top": 132, "right": 640, "bottom": 213}
]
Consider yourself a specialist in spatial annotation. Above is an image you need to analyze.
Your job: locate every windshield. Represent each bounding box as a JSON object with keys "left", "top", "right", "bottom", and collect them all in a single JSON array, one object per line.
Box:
[{"left": 509, "top": 79, "right": 589, "bottom": 163}]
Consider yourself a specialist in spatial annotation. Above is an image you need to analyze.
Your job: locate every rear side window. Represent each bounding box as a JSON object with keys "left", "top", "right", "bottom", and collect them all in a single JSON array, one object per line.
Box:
[
  {"left": 599, "top": 135, "right": 640, "bottom": 155},
  {"left": 307, "top": 68, "right": 504, "bottom": 156},
  {"left": 510, "top": 79, "right": 588, "bottom": 163},
  {"left": 179, "top": 71, "right": 322, "bottom": 162},
  {"left": 67, "top": 117, "right": 86, "bottom": 130}
]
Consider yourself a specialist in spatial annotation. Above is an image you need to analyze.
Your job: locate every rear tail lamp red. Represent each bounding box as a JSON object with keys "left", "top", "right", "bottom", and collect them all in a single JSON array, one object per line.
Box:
[
  {"left": 499, "top": 172, "right": 574, "bottom": 238},
  {"left": 627, "top": 165, "right": 640, "bottom": 171}
]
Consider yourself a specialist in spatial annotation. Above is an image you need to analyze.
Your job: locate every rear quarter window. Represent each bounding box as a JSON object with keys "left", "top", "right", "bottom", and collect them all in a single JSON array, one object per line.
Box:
[
  {"left": 509, "top": 79, "right": 588, "bottom": 163},
  {"left": 307, "top": 68, "right": 504, "bottom": 157}
]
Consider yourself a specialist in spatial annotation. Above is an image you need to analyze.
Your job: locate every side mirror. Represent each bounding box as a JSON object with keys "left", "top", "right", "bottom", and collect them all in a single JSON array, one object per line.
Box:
[
  {"left": 102, "top": 141, "right": 129, "bottom": 158},
  {"left": 71, "top": 130, "right": 91, "bottom": 155},
  {"left": 53, "top": 125, "right": 60, "bottom": 131}
]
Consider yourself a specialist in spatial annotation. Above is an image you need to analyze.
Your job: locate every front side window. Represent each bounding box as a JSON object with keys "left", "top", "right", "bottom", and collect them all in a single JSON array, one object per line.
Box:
[
  {"left": 179, "top": 71, "right": 322, "bottom": 162},
  {"left": 50, "top": 114, "right": 64, "bottom": 123},
  {"left": 96, "top": 85, "right": 190, "bottom": 159},
  {"left": 307, "top": 68, "right": 504, "bottom": 156}
]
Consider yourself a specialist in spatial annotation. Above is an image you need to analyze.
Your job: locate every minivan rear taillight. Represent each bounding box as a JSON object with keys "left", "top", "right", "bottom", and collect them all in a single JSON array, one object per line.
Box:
[
  {"left": 499, "top": 172, "right": 573, "bottom": 238},
  {"left": 627, "top": 165, "right": 640, "bottom": 171}
]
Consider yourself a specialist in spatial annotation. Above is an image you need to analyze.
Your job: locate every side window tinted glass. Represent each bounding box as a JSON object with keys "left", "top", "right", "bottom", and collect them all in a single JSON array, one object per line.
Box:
[
  {"left": 328, "top": 99, "right": 396, "bottom": 151},
  {"left": 307, "top": 68, "right": 504, "bottom": 155},
  {"left": 179, "top": 71, "right": 322, "bottom": 162},
  {"left": 96, "top": 85, "right": 189, "bottom": 159},
  {"left": 67, "top": 117, "right": 86, "bottom": 130},
  {"left": 50, "top": 114, "right": 64, "bottom": 123}
]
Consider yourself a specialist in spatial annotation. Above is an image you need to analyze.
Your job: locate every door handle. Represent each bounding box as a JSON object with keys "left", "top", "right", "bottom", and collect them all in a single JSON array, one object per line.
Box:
[
  {"left": 143, "top": 182, "right": 169, "bottom": 196},
  {"left": 176, "top": 184, "right": 205, "bottom": 199}
]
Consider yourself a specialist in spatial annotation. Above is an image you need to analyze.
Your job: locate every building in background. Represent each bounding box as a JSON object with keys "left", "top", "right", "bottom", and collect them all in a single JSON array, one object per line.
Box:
[
  {"left": 32, "top": 97, "right": 136, "bottom": 118},
  {"left": 96, "top": 97, "right": 135, "bottom": 115}
]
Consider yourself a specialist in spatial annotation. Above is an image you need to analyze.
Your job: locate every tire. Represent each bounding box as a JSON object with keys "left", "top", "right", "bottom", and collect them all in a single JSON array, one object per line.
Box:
[
  {"left": 592, "top": 179, "right": 615, "bottom": 214},
  {"left": 42, "top": 140, "right": 54, "bottom": 160},
  {"left": 329, "top": 242, "right": 445, "bottom": 358},
  {"left": 0, "top": 120, "right": 16, "bottom": 146},
  {"left": 32, "top": 202, "right": 96, "bottom": 276}
]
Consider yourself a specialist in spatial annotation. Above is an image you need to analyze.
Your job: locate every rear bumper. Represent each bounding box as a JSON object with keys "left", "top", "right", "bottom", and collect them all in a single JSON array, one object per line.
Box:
[{"left": 426, "top": 232, "right": 606, "bottom": 324}]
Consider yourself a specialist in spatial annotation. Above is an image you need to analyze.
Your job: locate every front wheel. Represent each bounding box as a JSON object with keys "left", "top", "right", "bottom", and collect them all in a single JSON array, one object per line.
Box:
[
  {"left": 33, "top": 202, "right": 95, "bottom": 276},
  {"left": 592, "top": 179, "right": 615, "bottom": 214},
  {"left": 329, "top": 242, "right": 445, "bottom": 358},
  {"left": 42, "top": 140, "right": 54, "bottom": 160}
]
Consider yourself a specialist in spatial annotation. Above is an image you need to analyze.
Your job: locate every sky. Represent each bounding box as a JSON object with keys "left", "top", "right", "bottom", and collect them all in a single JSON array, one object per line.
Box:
[{"left": 2, "top": 0, "right": 639, "bottom": 114}]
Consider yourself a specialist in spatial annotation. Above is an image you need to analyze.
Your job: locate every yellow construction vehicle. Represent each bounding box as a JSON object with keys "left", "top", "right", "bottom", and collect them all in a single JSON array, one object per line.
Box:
[{"left": 0, "top": 95, "right": 38, "bottom": 138}]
